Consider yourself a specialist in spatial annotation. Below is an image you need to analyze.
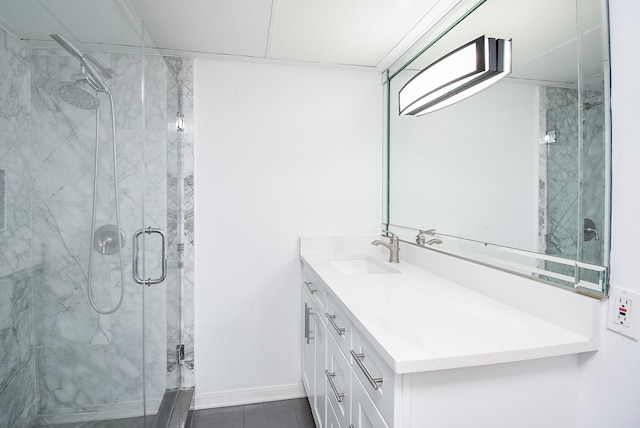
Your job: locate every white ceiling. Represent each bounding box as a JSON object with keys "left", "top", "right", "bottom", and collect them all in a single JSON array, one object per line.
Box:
[
  {"left": 0, "top": 0, "right": 604, "bottom": 81},
  {"left": 128, "top": 0, "right": 457, "bottom": 67},
  {"left": 0, "top": 0, "right": 459, "bottom": 69}
]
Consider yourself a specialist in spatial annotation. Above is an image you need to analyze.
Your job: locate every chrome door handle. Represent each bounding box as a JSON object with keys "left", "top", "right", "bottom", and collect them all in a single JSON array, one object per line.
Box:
[
  {"left": 350, "top": 350, "right": 383, "bottom": 390},
  {"left": 325, "top": 370, "right": 344, "bottom": 403},
  {"left": 326, "top": 313, "right": 346, "bottom": 336},
  {"left": 133, "top": 227, "right": 167, "bottom": 285}
]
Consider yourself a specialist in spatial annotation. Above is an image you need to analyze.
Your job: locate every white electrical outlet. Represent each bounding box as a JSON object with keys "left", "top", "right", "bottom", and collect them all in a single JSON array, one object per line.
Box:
[{"left": 607, "top": 287, "right": 640, "bottom": 341}]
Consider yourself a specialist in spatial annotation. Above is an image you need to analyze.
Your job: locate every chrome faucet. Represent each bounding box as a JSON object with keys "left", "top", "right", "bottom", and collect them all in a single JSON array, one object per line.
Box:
[
  {"left": 372, "top": 231, "right": 400, "bottom": 263},
  {"left": 416, "top": 230, "right": 441, "bottom": 246}
]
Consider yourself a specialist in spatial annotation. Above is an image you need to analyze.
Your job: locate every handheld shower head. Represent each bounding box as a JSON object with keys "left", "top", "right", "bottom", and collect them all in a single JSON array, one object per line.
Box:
[{"left": 50, "top": 34, "right": 84, "bottom": 61}]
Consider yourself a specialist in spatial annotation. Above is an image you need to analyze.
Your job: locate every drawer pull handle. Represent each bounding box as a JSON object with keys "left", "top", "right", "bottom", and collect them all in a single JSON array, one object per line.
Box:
[
  {"left": 326, "top": 313, "right": 346, "bottom": 336},
  {"left": 350, "top": 350, "right": 383, "bottom": 390},
  {"left": 304, "top": 304, "right": 314, "bottom": 344},
  {"left": 304, "top": 281, "right": 317, "bottom": 294},
  {"left": 325, "top": 370, "right": 345, "bottom": 403}
]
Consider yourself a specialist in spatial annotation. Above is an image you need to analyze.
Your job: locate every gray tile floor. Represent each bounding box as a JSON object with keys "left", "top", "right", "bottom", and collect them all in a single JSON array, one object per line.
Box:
[
  {"left": 33, "top": 398, "right": 315, "bottom": 428},
  {"left": 190, "top": 398, "right": 316, "bottom": 428}
]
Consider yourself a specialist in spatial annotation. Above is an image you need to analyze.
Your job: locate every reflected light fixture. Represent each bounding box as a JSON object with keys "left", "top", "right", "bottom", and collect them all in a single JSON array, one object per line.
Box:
[{"left": 399, "top": 35, "right": 512, "bottom": 116}]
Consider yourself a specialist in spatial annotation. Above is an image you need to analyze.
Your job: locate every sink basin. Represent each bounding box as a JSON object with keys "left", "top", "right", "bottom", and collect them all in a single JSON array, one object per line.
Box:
[{"left": 329, "top": 258, "right": 399, "bottom": 275}]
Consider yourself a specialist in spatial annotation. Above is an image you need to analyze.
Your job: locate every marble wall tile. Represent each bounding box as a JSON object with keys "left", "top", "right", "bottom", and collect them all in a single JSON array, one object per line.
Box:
[
  {"left": 0, "top": 347, "right": 37, "bottom": 427},
  {"left": 0, "top": 27, "right": 37, "bottom": 427},
  {"left": 0, "top": 26, "right": 32, "bottom": 277},
  {"left": 36, "top": 344, "right": 145, "bottom": 413}
]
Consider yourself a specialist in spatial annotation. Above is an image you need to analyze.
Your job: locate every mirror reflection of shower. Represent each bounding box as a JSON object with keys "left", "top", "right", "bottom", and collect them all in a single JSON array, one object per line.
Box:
[{"left": 51, "top": 34, "right": 126, "bottom": 315}]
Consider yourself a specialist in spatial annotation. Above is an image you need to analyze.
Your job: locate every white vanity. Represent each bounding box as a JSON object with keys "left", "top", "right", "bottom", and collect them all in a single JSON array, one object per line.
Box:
[{"left": 300, "top": 236, "right": 600, "bottom": 428}]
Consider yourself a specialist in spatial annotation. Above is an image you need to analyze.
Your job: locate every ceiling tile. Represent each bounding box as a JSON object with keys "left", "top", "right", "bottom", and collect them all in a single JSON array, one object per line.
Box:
[
  {"left": 268, "top": 0, "right": 441, "bottom": 66},
  {"left": 130, "top": 0, "right": 274, "bottom": 57},
  {"left": 44, "top": 0, "right": 142, "bottom": 46}
]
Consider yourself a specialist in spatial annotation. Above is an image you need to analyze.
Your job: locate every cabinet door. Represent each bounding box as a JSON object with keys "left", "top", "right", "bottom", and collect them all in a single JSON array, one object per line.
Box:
[
  {"left": 351, "top": 328, "right": 396, "bottom": 425},
  {"left": 326, "top": 399, "right": 344, "bottom": 428},
  {"left": 314, "top": 311, "right": 327, "bottom": 428},
  {"left": 351, "top": 375, "right": 389, "bottom": 428},
  {"left": 302, "top": 291, "right": 316, "bottom": 398},
  {"left": 326, "top": 335, "right": 350, "bottom": 428},
  {"left": 303, "top": 288, "right": 327, "bottom": 428}
]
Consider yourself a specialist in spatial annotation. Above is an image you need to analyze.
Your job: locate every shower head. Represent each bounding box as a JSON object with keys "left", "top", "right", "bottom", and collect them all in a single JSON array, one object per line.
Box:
[
  {"left": 58, "top": 81, "right": 100, "bottom": 110},
  {"left": 50, "top": 34, "right": 112, "bottom": 93}
]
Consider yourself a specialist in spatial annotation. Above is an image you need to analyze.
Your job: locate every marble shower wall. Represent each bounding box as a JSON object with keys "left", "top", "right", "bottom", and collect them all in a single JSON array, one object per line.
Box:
[
  {"left": 0, "top": 28, "right": 38, "bottom": 428},
  {"left": 28, "top": 46, "right": 194, "bottom": 418},
  {"left": 31, "top": 47, "right": 152, "bottom": 416}
]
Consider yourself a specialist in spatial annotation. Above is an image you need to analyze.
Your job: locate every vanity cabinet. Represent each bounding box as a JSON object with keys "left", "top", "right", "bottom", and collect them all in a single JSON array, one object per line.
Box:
[
  {"left": 301, "top": 259, "right": 584, "bottom": 428},
  {"left": 302, "top": 268, "right": 394, "bottom": 428}
]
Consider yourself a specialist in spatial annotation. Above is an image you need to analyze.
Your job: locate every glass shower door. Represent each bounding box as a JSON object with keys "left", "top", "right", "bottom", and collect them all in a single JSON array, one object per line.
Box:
[
  {"left": 140, "top": 47, "right": 194, "bottom": 424},
  {"left": 0, "top": 1, "right": 192, "bottom": 426}
]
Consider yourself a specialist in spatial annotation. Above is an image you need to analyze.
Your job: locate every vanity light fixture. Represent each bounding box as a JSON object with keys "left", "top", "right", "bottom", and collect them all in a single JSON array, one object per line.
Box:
[{"left": 399, "top": 35, "right": 512, "bottom": 116}]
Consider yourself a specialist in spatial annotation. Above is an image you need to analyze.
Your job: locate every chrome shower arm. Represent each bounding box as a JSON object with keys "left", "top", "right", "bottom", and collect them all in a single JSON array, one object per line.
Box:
[
  {"left": 84, "top": 54, "right": 115, "bottom": 79},
  {"left": 79, "top": 59, "right": 111, "bottom": 92}
]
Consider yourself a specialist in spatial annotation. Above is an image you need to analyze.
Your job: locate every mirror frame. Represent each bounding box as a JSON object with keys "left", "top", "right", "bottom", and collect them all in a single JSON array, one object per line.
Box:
[{"left": 382, "top": 0, "right": 612, "bottom": 298}]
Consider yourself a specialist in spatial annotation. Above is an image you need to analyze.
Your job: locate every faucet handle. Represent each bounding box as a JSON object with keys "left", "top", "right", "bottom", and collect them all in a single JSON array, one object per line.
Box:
[{"left": 382, "top": 230, "right": 398, "bottom": 241}]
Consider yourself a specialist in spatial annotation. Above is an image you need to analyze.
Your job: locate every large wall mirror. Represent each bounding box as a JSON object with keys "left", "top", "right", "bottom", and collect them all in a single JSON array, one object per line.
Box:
[{"left": 384, "top": 0, "right": 611, "bottom": 297}]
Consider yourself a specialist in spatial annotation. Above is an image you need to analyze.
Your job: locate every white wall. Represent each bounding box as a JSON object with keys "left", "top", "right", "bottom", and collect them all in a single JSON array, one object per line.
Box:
[
  {"left": 575, "top": 1, "right": 640, "bottom": 427},
  {"left": 193, "top": 1, "right": 640, "bottom": 421},
  {"left": 193, "top": 59, "right": 382, "bottom": 406}
]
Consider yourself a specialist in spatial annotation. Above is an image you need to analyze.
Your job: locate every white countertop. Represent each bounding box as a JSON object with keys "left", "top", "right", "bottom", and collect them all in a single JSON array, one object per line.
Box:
[{"left": 300, "top": 237, "right": 598, "bottom": 374}]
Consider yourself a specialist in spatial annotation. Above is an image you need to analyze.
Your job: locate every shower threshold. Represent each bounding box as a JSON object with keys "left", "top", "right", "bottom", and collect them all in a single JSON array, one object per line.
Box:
[
  {"left": 154, "top": 387, "right": 195, "bottom": 428},
  {"left": 29, "top": 387, "right": 195, "bottom": 428}
]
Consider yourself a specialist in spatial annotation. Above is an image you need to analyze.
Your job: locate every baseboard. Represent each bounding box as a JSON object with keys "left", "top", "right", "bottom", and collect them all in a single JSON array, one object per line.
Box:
[{"left": 194, "top": 382, "right": 307, "bottom": 410}]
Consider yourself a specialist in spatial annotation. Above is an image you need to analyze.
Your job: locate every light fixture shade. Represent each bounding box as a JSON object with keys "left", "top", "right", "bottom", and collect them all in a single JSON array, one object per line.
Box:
[{"left": 399, "top": 36, "right": 512, "bottom": 116}]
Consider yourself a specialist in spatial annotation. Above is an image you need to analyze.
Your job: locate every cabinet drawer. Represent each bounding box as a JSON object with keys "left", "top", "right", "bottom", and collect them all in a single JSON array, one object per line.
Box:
[
  {"left": 326, "top": 335, "right": 350, "bottom": 427},
  {"left": 326, "top": 295, "right": 352, "bottom": 357},
  {"left": 351, "top": 373, "right": 389, "bottom": 428},
  {"left": 351, "top": 328, "right": 396, "bottom": 426},
  {"left": 303, "top": 269, "right": 327, "bottom": 312}
]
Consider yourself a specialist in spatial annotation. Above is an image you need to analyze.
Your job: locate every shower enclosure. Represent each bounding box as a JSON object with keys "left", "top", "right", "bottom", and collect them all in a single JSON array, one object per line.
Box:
[{"left": 0, "top": 1, "right": 195, "bottom": 427}]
